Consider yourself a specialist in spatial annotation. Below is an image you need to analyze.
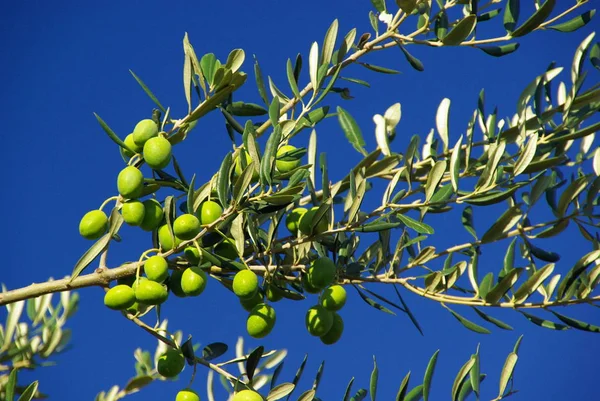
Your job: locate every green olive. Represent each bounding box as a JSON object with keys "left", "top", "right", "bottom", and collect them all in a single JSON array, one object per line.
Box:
[
  {"left": 79, "top": 210, "right": 109, "bottom": 240},
  {"left": 121, "top": 200, "right": 145, "bottom": 226},
  {"left": 173, "top": 214, "right": 201, "bottom": 240},
  {"left": 285, "top": 207, "right": 307, "bottom": 235},
  {"left": 214, "top": 238, "right": 239, "bottom": 260},
  {"left": 104, "top": 285, "right": 136, "bottom": 310},
  {"left": 168, "top": 269, "right": 187, "bottom": 298},
  {"left": 320, "top": 285, "right": 347, "bottom": 311},
  {"left": 234, "top": 150, "right": 259, "bottom": 181},
  {"left": 176, "top": 389, "right": 200, "bottom": 401},
  {"left": 158, "top": 224, "right": 183, "bottom": 251},
  {"left": 156, "top": 348, "right": 185, "bottom": 378},
  {"left": 305, "top": 305, "right": 333, "bottom": 337},
  {"left": 306, "top": 257, "right": 336, "bottom": 290},
  {"left": 144, "top": 255, "right": 169, "bottom": 283},
  {"left": 298, "top": 207, "right": 328, "bottom": 235},
  {"left": 320, "top": 312, "right": 344, "bottom": 344},
  {"left": 198, "top": 200, "right": 223, "bottom": 226},
  {"left": 275, "top": 144, "right": 301, "bottom": 173},
  {"left": 132, "top": 119, "right": 158, "bottom": 147},
  {"left": 183, "top": 246, "right": 202, "bottom": 265},
  {"left": 143, "top": 136, "right": 172, "bottom": 170},
  {"left": 117, "top": 166, "right": 144, "bottom": 199},
  {"left": 122, "top": 133, "right": 143, "bottom": 158},
  {"left": 140, "top": 199, "right": 164, "bottom": 231},
  {"left": 134, "top": 280, "right": 168, "bottom": 305},
  {"left": 181, "top": 267, "right": 208, "bottom": 296},
  {"left": 246, "top": 303, "right": 276, "bottom": 339},
  {"left": 232, "top": 389, "right": 263, "bottom": 401},
  {"left": 233, "top": 270, "right": 259, "bottom": 300}
]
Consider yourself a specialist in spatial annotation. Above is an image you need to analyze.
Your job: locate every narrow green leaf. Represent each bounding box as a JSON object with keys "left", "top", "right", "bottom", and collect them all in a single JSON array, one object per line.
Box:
[
  {"left": 513, "top": 263, "right": 554, "bottom": 303},
  {"left": 246, "top": 346, "right": 264, "bottom": 382},
  {"left": 202, "top": 342, "right": 228, "bottom": 361},
  {"left": 6, "top": 368, "right": 17, "bottom": 401},
  {"left": 217, "top": 152, "right": 232, "bottom": 207},
  {"left": 322, "top": 19, "right": 339, "bottom": 66},
  {"left": 260, "top": 127, "right": 282, "bottom": 187},
  {"left": 503, "top": 0, "right": 520, "bottom": 33},
  {"left": 478, "top": 43, "right": 520, "bottom": 57},
  {"left": 370, "top": 0, "right": 385, "bottom": 12},
  {"left": 458, "top": 374, "right": 487, "bottom": 401},
  {"left": 442, "top": 15, "right": 477, "bottom": 46},
  {"left": 254, "top": 57, "right": 269, "bottom": 106},
  {"left": 549, "top": 311, "right": 600, "bottom": 333},
  {"left": 337, "top": 106, "right": 367, "bottom": 155},
  {"left": 183, "top": 53, "right": 192, "bottom": 113},
  {"left": 228, "top": 102, "right": 268, "bottom": 116},
  {"left": 470, "top": 353, "right": 480, "bottom": 399},
  {"left": 513, "top": 132, "right": 538, "bottom": 176},
  {"left": 435, "top": 98, "right": 450, "bottom": 152},
  {"left": 233, "top": 161, "right": 255, "bottom": 205},
  {"left": 425, "top": 161, "right": 447, "bottom": 202},
  {"left": 519, "top": 310, "right": 570, "bottom": 330},
  {"left": 269, "top": 97, "right": 281, "bottom": 128},
  {"left": 286, "top": 355, "right": 308, "bottom": 401},
  {"left": 404, "top": 385, "right": 423, "bottom": 401},
  {"left": 462, "top": 182, "right": 527, "bottom": 206},
  {"left": 498, "top": 353, "right": 518, "bottom": 397},
  {"left": 396, "top": 41, "right": 424, "bottom": 72},
  {"left": 443, "top": 304, "right": 491, "bottom": 334},
  {"left": 309, "top": 41, "right": 319, "bottom": 91},
  {"left": 423, "top": 350, "right": 439, "bottom": 401},
  {"left": 485, "top": 268, "right": 523, "bottom": 304},
  {"left": 343, "top": 377, "right": 355, "bottom": 401},
  {"left": 354, "top": 286, "right": 396, "bottom": 315},
  {"left": 557, "top": 249, "right": 600, "bottom": 300},
  {"left": 396, "top": 371, "right": 411, "bottom": 401},
  {"left": 312, "top": 360, "right": 325, "bottom": 392},
  {"left": 225, "top": 49, "right": 245, "bottom": 73},
  {"left": 267, "top": 383, "right": 295, "bottom": 401},
  {"left": 478, "top": 272, "right": 494, "bottom": 300},
  {"left": 297, "top": 389, "right": 316, "bottom": 401},
  {"left": 370, "top": 356, "right": 378, "bottom": 401},
  {"left": 358, "top": 62, "right": 401, "bottom": 74},
  {"left": 502, "top": 238, "right": 517, "bottom": 280},
  {"left": 71, "top": 233, "right": 110, "bottom": 281},
  {"left": 93, "top": 113, "right": 132, "bottom": 153},
  {"left": 511, "top": 0, "right": 556, "bottom": 38},
  {"left": 548, "top": 10, "right": 595, "bottom": 32},
  {"left": 340, "top": 77, "right": 371, "bottom": 87},
  {"left": 396, "top": 214, "right": 434, "bottom": 235},
  {"left": 452, "top": 356, "right": 476, "bottom": 401},
  {"left": 17, "top": 381, "right": 39, "bottom": 401},
  {"left": 394, "top": 285, "right": 424, "bottom": 335},
  {"left": 450, "top": 135, "right": 463, "bottom": 192},
  {"left": 129, "top": 70, "right": 166, "bottom": 113},
  {"left": 480, "top": 205, "right": 522, "bottom": 244},
  {"left": 461, "top": 206, "right": 477, "bottom": 239},
  {"left": 557, "top": 175, "right": 589, "bottom": 217},
  {"left": 286, "top": 59, "right": 301, "bottom": 99},
  {"left": 472, "top": 308, "right": 514, "bottom": 330}
]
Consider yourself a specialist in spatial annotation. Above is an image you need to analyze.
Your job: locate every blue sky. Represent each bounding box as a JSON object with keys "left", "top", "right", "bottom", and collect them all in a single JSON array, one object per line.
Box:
[{"left": 2, "top": 1, "right": 599, "bottom": 400}]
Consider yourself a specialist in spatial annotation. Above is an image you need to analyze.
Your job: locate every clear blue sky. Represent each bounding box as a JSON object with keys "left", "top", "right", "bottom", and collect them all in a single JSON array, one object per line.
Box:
[{"left": 2, "top": 1, "right": 599, "bottom": 400}]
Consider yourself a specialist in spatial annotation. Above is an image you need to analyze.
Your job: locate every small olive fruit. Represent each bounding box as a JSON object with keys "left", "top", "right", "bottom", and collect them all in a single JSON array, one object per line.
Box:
[
  {"left": 181, "top": 267, "right": 208, "bottom": 296},
  {"left": 234, "top": 150, "right": 259, "bottom": 181},
  {"left": 233, "top": 270, "right": 259, "bottom": 300},
  {"left": 285, "top": 207, "right": 307, "bottom": 235},
  {"left": 247, "top": 303, "right": 276, "bottom": 339},
  {"left": 301, "top": 273, "right": 321, "bottom": 294},
  {"left": 214, "top": 238, "right": 238, "bottom": 260},
  {"left": 104, "top": 285, "right": 136, "bottom": 310},
  {"left": 320, "top": 312, "right": 344, "bottom": 345},
  {"left": 298, "top": 207, "right": 328, "bottom": 235},
  {"left": 275, "top": 145, "right": 301, "bottom": 173},
  {"left": 132, "top": 119, "right": 158, "bottom": 147},
  {"left": 265, "top": 283, "right": 284, "bottom": 302},
  {"left": 122, "top": 133, "right": 143, "bottom": 158},
  {"left": 320, "top": 285, "right": 347, "bottom": 311},
  {"left": 169, "top": 269, "right": 187, "bottom": 298},
  {"left": 305, "top": 305, "right": 333, "bottom": 337},
  {"left": 156, "top": 348, "right": 185, "bottom": 378},
  {"left": 122, "top": 200, "right": 146, "bottom": 226},
  {"left": 233, "top": 389, "right": 263, "bottom": 401},
  {"left": 143, "top": 136, "right": 172, "bottom": 170},
  {"left": 117, "top": 166, "right": 144, "bottom": 199},
  {"left": 140, "top": 199, "right": 164, "bottom": 231},
  {"left": 158, "top": 224, "right": 183, "bottom": 251},
  {"left": 240, "top": 290, "right": 264, "bottom": 312},
  {"left": 307, "top": 257, "right": 336, "bottom": 290},
  {"left": 134, "top": 280, "right": 168, "bottom": 305},
  {"left": 198, "top": 200, "right": 223, "bottom": 226},
  {"left": 184, "top": 246, "right": 202, "bottom": 265},
  {"left": 79, "top": 210, "right": 108, "bottom": 240},
  {"left": 145, "top": 255, "right": 169, "bottom": 283},
  {"left": 176, "top": 388, "right": 200, "bottom": 401},
  {"left": 173, "top": 214, "right": 201, "bottom": 240}
]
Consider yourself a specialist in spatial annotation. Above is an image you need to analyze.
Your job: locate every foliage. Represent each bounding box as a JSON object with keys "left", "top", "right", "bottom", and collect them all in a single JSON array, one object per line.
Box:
[{"left": 1, "top": 0, "right": 599, "bottom": 400}]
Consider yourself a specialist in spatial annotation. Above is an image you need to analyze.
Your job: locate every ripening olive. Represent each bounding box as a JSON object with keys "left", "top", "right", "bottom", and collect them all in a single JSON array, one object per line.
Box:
[
  {"left": 132, "top": 119, "right": 158, "bottom": 147},
  {"left": 79, "top": 210, "right": 109, "bottom": 240}
]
